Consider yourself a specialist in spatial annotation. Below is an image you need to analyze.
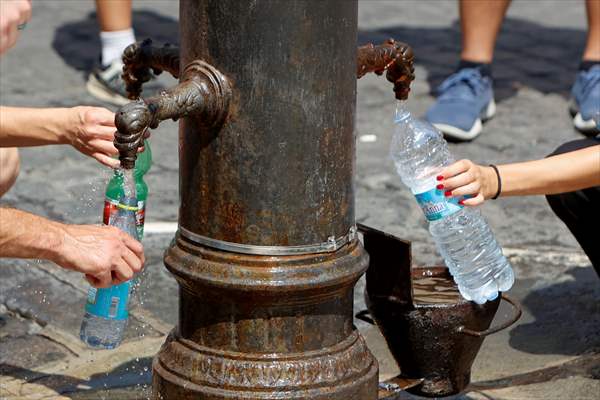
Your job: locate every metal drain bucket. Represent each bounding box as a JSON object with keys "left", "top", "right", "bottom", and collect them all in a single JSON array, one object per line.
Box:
[{"left": 359, "top": 224, "right": 521, "bottom": 397}]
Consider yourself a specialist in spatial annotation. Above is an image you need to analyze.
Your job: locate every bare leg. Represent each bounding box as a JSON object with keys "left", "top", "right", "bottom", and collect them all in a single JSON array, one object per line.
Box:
[
  {"left": 460, "top": 0, "right": 512, "bottom": 63},
  {"left": 95, "top": 0, "right": 132, "bottom": 32},
  {"left": 583, "top": 0, "right": 600, "bottom": 61},
  {"left": 88, "top": 0, "right": 136, "bottom": 104},
  {"left": 0, "top": 148, "right": 19, "bottom": 197}
]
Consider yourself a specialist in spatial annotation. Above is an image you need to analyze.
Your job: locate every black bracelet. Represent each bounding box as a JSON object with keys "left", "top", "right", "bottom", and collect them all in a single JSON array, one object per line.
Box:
[{"left": 489, "top": 164, "right": 502, "bottom": 200}]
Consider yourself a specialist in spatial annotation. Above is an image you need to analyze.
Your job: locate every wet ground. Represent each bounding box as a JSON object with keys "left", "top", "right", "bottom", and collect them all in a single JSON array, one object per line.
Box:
[{"left": 1, "top": 1, "right": 598, "bottom": 399}]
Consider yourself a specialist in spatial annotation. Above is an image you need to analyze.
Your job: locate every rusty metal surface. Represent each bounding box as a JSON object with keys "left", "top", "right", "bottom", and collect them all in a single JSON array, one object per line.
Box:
[
  {"left": 458, "top": 294, "right": 522, "bottom": 337},
  {"left": 150, "top": 0, "right": 379, "bottom": 398},
  {"left": 122, "top": 38, "right": 181, "bottom": 99},
  {"left": 153, "top": 236, "right": 378, "bottom": 399},
  {"left": 361, "top": 225, "right": 521, "bottom": 398},
  {"left": 359, "top": 223, "right": 413, "bottom": 304},
  {"left": 177, "top": 0, "right": 358, "bottom": 247},
  {"left": 378, "top": 376, "right": 425, "bottom": 399},
  {"left": 367, "top": 267, "right": 501, "bottom": 397},
  {"left": 115, "top": 57, "right": 231, "bottom": 169},
  {"left": 357, "top": 39, "right": 415, "bottom": 100}
]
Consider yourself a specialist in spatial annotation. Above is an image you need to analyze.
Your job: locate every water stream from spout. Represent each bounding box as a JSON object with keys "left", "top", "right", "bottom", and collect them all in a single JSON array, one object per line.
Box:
[
  {"left": 122, "top": 168, "right": 137, "bottom": 200},
  {"left": 121, "top": 166, "right": 153, "bottom": 397}
]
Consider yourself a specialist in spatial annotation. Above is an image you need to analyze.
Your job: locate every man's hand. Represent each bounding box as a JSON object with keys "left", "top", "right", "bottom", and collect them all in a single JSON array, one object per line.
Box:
[
  {"left": 66, "top": 106, "right": 121, "bottom": 168},
  {"left": 0, "top": 0, "right": 31, "bottom": 55},
  {"left": 52, "top": 224, "right": 145, "bottom": 288},
  {"left": 0, "top": 208, "right": 145, "bottom": 287}
]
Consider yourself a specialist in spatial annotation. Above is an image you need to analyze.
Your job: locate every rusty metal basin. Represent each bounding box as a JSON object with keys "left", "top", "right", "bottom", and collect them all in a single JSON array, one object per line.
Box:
[{"left": 358, "top": 224, "right": 521, "bottom": 398}]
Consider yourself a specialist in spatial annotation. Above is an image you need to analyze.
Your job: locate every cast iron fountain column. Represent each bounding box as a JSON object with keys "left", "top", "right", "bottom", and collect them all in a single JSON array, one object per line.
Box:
[
  {"left": 157, "top": 2, "right": 376, "bottom": 398},
  {"left": 114, "top": 1, "right": 414, "bottom": 398}
]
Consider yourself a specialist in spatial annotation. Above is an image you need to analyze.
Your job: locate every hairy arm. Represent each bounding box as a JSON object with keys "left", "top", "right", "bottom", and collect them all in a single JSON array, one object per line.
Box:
[
  {"left": 0, "top": 207, "right": 63, "bottom": 260},
  {"left": 439, "top": 145, "right": 600, "bottom": 205},
  {"left": 0, "top": 207, "right": 145, "bottom": 287},
  {"left": 0, "top": 106, "right": 120, "bottom": 167}
]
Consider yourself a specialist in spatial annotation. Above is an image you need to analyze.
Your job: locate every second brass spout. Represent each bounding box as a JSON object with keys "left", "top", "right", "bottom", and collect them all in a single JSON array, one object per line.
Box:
[{"left": 357, "top": 38, "right": 415, "bottom": 100}]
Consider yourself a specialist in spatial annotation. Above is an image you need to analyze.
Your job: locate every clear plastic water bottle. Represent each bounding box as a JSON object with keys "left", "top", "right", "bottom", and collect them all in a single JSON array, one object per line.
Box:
[
  {"left": 390, "top": 102, "right": 514, "bottom": 304},
  {"left": 80, "top": 184, "right": 139, "bottom": 349}
]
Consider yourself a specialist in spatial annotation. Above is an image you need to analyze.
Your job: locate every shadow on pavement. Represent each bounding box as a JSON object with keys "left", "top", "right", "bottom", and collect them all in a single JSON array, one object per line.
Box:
[
  {"left": 52, "top": 10, "right": 179, "bottom": 74},
  {"left": 359, "top": 17, "right": 586, "bottom": 102},
  {"left": 1, "top": 356, "right": 152, "bottom": 399},
  {"left": 509, "top": 267, "right": 600, "bottom": 356}
]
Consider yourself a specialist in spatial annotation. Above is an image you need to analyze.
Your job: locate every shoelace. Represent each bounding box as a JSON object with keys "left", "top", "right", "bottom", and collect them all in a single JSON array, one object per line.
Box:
[{"left": 436, "top": 68, "right": 488, "bottom": 100}]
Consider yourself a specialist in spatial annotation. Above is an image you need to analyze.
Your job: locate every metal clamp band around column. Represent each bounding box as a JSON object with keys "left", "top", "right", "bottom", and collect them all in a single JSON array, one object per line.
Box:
[{"left": 178, "top": 225, "right": 358, "bottom": 256}]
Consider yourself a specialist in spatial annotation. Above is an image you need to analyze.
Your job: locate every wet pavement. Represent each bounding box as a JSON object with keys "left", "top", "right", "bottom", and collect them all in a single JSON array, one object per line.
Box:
[{"left": 1, "top": 1, "right": 598, "bottom": 399}]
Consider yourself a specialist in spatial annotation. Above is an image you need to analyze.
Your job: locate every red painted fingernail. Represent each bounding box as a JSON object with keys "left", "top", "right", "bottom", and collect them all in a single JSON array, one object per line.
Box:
[
  {"left": 436, "top": 175, "right": 444, "bottom": 181},
  {"left": 444, "top": 191, "right": 452, "bottom": 197},
  {"left": 436, "top": 184, "right": 444, "bottom": 190},
  {"left": 459, "top": 200, "right": 465, "bottom": 205}
]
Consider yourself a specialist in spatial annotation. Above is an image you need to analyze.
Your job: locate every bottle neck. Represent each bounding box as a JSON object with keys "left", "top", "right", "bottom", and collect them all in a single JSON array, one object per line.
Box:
[
  {"left": 113, "top": 167, "right": 146, "bottom": 180},
  {"left": 394, "top": 100, "right": 411, "bottom": 123}
]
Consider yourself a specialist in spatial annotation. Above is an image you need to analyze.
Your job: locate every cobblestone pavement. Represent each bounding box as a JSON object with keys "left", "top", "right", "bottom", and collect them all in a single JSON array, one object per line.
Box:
[{"left": 1, "top": 1, "right": 598, "bottom": 399}]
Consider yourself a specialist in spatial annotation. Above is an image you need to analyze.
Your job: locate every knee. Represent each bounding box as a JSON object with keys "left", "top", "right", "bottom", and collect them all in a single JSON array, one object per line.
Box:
[{"left": 0, "top": 148, "right": 20, "bottom": 197}]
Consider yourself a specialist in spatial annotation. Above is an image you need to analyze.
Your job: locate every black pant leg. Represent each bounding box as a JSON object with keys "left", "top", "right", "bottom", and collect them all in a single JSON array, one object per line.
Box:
[{"left": 545, "top": 138, "right": 600, "bottom": 276}]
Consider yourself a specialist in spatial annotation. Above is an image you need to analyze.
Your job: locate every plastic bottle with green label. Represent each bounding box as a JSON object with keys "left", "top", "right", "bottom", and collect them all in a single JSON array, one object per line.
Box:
[
  {"left": 80, "top": 142, "right": 151, "bottom": 349},
  {"left": 80, "top": 193, "right": 139, "bottom": 349},
  {"left": 103, "top": 140, "right": 152, "bottom": 239}
]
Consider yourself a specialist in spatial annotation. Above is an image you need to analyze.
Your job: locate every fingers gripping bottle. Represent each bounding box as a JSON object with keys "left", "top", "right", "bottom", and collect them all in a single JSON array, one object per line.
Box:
[
  {"left": 79, "top": 192, "right": 139, "bottom": 349},
  {"left": 390, "top": 102, "right": 514, "bottom": 304}
]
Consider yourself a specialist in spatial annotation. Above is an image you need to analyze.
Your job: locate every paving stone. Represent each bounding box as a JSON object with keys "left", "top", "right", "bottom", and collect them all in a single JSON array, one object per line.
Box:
[{"left": 0, "top": 335, "right": 68, "bottom": 373}]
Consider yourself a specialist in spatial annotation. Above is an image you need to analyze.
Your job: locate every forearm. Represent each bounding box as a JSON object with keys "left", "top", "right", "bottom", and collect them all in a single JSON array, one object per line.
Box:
[
  {"left": 0, "top": 106, "right": 76, "bottom": 147},
  {"left": 496, "top": 145, "right": 600, "bottom": 197},
  {"left": 0, "top": 207, "right": 65, "bottom": 261}
]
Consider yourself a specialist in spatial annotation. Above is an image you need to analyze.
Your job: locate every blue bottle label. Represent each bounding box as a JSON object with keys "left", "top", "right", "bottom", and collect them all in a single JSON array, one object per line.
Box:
[
  {"left": 85, "top": 281, "right": 132, "bottom": 320},
  {"left": 414, "top": 187, "right": 464, "bottom": 221}
]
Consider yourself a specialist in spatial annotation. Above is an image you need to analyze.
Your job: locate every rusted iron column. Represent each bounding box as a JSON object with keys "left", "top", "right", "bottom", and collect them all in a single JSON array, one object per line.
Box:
[{"left": 151, "top": 0, "right": 378, "bottom": 398}]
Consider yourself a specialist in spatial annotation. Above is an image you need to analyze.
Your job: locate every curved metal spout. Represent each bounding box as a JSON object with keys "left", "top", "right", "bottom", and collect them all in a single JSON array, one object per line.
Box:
[
  {"left": 357, "top": 38, "right": 415, "bottom": 100},
  {"left": 122, "top": 38, "right": 181, "bottom": 99},
  {"left": 114, "top": 42, "right": 231, "bottom": 169}
]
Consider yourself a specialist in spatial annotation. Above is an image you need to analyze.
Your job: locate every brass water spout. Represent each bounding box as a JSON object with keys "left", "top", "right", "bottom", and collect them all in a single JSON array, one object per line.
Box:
[
  {"left": 357, "top": 38, "right": 415, "bottom": 100},
  {"left": 114, "top": 39, "right": 231, "bottom": 169}
]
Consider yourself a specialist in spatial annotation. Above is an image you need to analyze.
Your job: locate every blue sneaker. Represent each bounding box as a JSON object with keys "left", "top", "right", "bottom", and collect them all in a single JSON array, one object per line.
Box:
[
  {"left": 425, "top": 68, "right": 496, "bottom": 141},
  {"left": 570, "top": 65, "right": 600, "bottom": 135}
]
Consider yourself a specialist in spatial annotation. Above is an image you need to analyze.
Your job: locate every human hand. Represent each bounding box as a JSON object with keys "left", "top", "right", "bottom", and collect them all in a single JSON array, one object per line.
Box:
[
  {"left": 437, "top": 159, "right": 498, "bottom": 206},
  {"left": 0, "top": 0, "right": 31, "bottom": 56},
  {"left": 51, "top": 223, "right": 145, "bottom": 288},
  {"left": 64, "top": 106, "right": 121, "bottom": 168},
  {"left": 64, "top": 106, "right": 151, "bottom": 168}
]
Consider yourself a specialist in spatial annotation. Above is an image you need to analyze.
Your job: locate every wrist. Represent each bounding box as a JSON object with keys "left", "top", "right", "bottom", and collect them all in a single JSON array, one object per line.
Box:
[
  {"left": 39, "top": 108, "right": 75, "bottom": 145},
  {"left": 58, "top": 107, "right": 83, "bottom": 145},
  {"left": 482, "top": 166, "right": 499, "bottom": 199},
  {"left": 40, "top": 220, "right": 68, "bottom": 263}
]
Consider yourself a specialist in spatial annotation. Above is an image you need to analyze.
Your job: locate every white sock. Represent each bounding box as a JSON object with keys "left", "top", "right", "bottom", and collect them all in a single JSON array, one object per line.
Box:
[{"left": 100, "top": 28, "right": 135, "bottom": 67}]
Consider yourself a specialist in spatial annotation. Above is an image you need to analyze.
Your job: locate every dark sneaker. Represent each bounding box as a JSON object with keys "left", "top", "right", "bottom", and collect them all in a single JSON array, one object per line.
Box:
[
  {"left": 570, "top": 65, "right": 600, "bottom": 135},
  {"left": 86, "top": 60, "right": 130, "bottom": 106},
  {"left": 425, "top": 68, "right": 495, "bottom": 141}
]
